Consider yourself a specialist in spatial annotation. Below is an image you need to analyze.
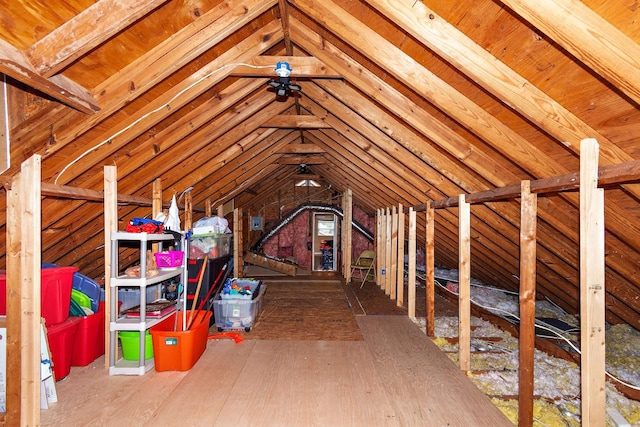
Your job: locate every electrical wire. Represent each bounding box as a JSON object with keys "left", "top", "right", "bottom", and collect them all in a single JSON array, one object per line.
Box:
[{"left": 54, "top": 62, "right": 275, "bottom": 185}]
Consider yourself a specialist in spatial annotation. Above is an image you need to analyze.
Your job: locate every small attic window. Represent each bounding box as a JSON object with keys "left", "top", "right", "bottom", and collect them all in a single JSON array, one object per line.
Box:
[{"left": 295, "top": 179, "right": 321, "bottom": 187}]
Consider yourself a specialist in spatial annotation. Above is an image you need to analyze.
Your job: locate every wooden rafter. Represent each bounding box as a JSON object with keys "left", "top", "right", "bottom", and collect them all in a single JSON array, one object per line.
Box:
[
  {"left": 25, "top": 0, "right": 172, "bottom": 77},
  {"left": 500, "top": 0, "right": 640, "bottom": 107},
  {"left": 0, "top": 39, "right": 99, "bottom": 113}
]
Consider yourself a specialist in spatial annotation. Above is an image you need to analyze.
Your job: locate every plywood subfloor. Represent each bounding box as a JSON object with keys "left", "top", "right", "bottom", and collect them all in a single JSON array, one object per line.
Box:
[
  {"left": 40, "top": 276, "right": 510, "bottom": 426},
  {"left": 247, "top": 278, "right": 363, "bottom": 341}
]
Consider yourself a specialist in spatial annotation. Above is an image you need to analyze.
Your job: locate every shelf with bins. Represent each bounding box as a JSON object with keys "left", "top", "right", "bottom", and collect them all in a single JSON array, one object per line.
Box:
[{"left": 108, "top": 231, "right": 187, "bottom": 376}]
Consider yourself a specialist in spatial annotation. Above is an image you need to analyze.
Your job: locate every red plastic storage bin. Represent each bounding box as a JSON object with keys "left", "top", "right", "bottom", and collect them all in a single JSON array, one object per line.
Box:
[
  {"left": 150, "top": 310, "right": 212, "bottom": 372},
  {"left": 0, "top": 266, "right": 78, "bottom": 326},
  {"left": 47, "top": 316, "right": 81, "bottom": 381},
  {"left": 71, "top": 302, "right": 105, "bottom": 366}
]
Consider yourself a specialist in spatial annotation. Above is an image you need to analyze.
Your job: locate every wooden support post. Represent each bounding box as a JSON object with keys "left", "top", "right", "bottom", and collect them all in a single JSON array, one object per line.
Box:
[
  {"left": 396, "top": 204, "right": 405, "bottom": 307},
  {"left": 20, "top": 155, "right": 41, "bottom": 426},
  {"left": 385, "top": 207, "right": 392, "bottom": 295},
  {"left": 103, "top": 166, "right": 117, "bottom": 369},
  {"left": 458, "top": 194, "right": 471, "bottom": 372},
  {"left": 234, "top": 208, "right": 243, "bottom": 278},
  {"left": 5, "top": 175, "right": 21, "bottom": 424},
  {"left": 343, "top": 189, "right": 353, "bottom": 281},
  {"left": 390, "top": 206, "right": 398, "bottom": 300},
  {"left": 580, "top": 139, "right": 606, "bottom": 425},
  {"left": 407, "top": 207, "right": 416, "bottom": 318},
  {"left": 376, "top": 209, "right": 381, "bottom": 287},
  {"left": 184, "top": 191, "right": 193, "bottom": 231},
  {"left": 379, "top": 209, "right": 386, "bottom": 291},
  {"left": 205, "top": 198, "right": 212, "bottom": 217},
  {"left": 519, "top": 181, "right": 537, "bottom": 427},
  {"left": 425, "top": 203, "right": 435, "bottom": 337},
  {"left": 152, "top": 178, "right": 162, "bottom": 255}
]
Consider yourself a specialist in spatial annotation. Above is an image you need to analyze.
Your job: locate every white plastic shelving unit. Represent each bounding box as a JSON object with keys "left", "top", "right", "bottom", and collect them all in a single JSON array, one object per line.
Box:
[{"left": 108, "top": 231, "right": 187, "bottom": 375}]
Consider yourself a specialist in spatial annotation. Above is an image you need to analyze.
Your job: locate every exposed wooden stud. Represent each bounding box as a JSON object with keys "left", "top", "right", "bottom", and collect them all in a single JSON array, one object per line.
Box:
[
  {"left": 425, "top": 203, "right": 435, "bottom": 337},
  {"left": 5, "top": 174, "right": 21, "bottom": 424},
  {"left": 396, "top": 204, "right": 405, "bottom": 307},
  {"left": 343, "top": 189, "right": 352, "bottom": 281},
  {"left": 407, "top": 207, "right": 416, "bottom": 318},
  {"left": 103, "top": 166, "right": 117, "bottom": 369},
  {"left": 385, "top": 207, "right": 392, "bottom": 296},
  {"left": 376, "top": 209, "right": 381, "bottom": 287},
  {"left": 234, "top": 208, "right": 243, "bottom": 278},
  {"left": 519, "top": 180, "right": 537, "bottom": 427},
  {"left": 184, "top": 191, "right": 193, "bottom": 231},
  {"left": 390, "top": 205, "right": 398, "bottom": 300},
  {"left": 580, "top": 139, "right": 606, "bottom": 425},
  {"left": 20, "top": 155, "right": 41, "bottom": 425},
  {"left": 458, "top": 194, "right": 471, "bottom": 372}
]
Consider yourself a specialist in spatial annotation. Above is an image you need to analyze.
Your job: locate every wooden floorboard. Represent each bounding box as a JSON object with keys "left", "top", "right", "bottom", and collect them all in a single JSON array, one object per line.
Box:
[
  {"left": 40, "top": 276, "right": 512, "bottom": 426},
  {"left": 357, "top": 315, "right": 512, "bottom": 426}
]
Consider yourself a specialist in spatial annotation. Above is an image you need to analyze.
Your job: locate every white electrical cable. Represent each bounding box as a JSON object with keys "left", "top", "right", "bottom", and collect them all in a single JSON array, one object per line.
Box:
[
  {"left": 434, "top": 280, "right": 640, "bottom": 391},
  {"left": 54, "top": 62, "right": 274, "bottom": 185}
]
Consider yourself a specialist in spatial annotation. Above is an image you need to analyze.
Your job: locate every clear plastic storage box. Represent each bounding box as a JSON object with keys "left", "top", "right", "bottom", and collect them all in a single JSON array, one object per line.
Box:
[
  {"left": 189, "top": 233, "right": 232, "bottom": 259},
  {"left": 213, "top": 283, "right": 266, "bottom": 332}
]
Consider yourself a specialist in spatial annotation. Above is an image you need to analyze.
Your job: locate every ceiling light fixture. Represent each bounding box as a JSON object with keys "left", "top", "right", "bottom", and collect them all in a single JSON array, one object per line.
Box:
[{"left": 267, "top": 61, "right": 301, "bottom": 97}]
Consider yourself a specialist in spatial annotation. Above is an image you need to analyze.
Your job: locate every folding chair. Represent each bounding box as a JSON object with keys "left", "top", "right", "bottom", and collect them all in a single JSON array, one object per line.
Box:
[{"left": 350, "top": 250, "right": 375, "bottom": 288}]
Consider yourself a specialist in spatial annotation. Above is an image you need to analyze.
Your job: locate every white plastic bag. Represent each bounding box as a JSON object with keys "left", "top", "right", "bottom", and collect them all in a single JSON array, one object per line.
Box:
[{"left": 164, "top": 194, "right": 181, "bottom": 231}]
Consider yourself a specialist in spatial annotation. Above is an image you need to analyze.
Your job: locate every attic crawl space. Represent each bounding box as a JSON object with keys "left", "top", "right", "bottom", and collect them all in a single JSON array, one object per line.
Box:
[{"left": 1, "top": 0, "right": 640, "bottom": 425}]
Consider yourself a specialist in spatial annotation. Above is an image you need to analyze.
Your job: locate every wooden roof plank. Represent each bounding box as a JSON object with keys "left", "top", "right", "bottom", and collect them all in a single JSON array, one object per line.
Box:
[{"left": 501, "top": 0, "right": 640, "bottom": 107}]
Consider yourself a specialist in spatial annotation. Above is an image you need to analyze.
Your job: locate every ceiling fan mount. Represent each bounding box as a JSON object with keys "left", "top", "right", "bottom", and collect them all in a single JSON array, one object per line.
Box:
[{"left": 266, "top": 61, "right": 302, "bottom": 97}]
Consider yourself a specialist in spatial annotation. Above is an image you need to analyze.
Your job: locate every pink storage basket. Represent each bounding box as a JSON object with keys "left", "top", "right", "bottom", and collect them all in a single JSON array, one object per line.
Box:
[{"left": 154, "top": 251, "right": 184, "bottom": 268}]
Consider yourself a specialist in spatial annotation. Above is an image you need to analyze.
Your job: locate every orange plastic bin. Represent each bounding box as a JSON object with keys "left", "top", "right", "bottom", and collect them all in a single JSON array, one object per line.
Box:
[{"left": 150, "top": 310, "right": 212, "bottom": 371}]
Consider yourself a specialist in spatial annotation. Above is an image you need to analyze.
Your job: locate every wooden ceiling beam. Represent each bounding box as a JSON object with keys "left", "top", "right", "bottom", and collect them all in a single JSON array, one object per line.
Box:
[
  {"left": 0, "top": 39, "right": 99, "bottom": 113},
  {"left": 230, "top": 56, "right": 341, "bottom": 77},
  {"left": 277, "top": 155, "right": 326, "bottom": 164},
  {"left": 25, "top": 0, "right": 172, "bottom": 77},
  {"left": 262, "top": 114, "right": 331, "bottom": 128},
  {"left": 278, "top": 143, "right": 325, "bottom": 154},
  {"left": 500, "top": 0, "right": 640, "bottom": 107}
]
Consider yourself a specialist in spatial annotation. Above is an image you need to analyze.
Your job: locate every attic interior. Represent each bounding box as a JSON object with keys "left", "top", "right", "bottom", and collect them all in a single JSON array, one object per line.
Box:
[{"left": 1, "top": 0, "right": 640, "bottom": 425}]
